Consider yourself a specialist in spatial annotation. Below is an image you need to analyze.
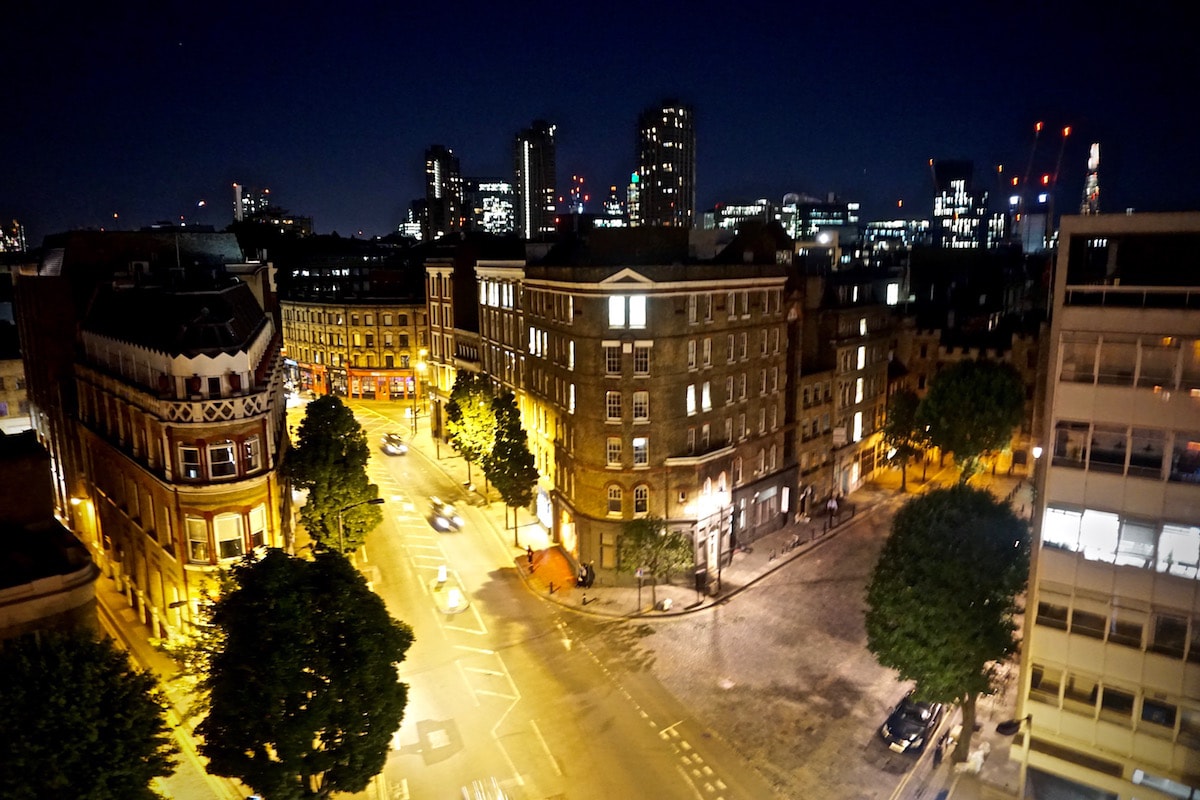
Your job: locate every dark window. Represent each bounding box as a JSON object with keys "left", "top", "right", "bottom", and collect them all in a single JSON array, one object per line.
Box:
[
  {"left": 1037, "top": 602, "right": 1069, "bottom": 630},
  {"left": 1141, "top": 699, "right": 1177, "bottom": 729},
  {"left": 1150, "top": 614, "right": 1188, "bottom": 658},
  {"left": 1071, "top": 610, "right": 1106, "bottom": 639}
]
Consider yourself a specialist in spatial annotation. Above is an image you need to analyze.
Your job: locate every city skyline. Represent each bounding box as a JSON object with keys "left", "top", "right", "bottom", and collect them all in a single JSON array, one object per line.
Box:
[{"left": 3, "top": 2, "right": 1197, "bottom": 245}]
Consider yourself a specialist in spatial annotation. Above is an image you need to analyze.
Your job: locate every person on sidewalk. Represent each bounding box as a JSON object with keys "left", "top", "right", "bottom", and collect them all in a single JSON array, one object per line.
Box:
[{"left": 526, "top": 545, "right": 534, "bottom": 568}]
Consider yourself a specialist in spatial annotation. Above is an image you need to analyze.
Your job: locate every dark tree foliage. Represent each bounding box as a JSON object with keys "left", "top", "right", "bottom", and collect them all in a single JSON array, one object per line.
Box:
[
  {"left": 0, "top": 629, "right": 177, "bottom": 800},
  {"left": 445, "top": 371, "right": 495, "bottom": 484},
  {"left": 197, "top": 550, "right": 414, "bottom": 800},
  {"left": 284, "top": 395, "right": 382, "bottom": 553},
  {"left": 882, "top": 387, "right": 928, "bottom": 492},
  {"left": 865, "top": 486, "right": 1029, "bottom": 762},
  {"left": 483, "top": 391, "right": 539, "bottom": 537},
  {"left": 917, "top": 359, "right": 1025, "bottom": 481},
  {"left": 617, "top": 516, "right": 695, "bottom": 607}
]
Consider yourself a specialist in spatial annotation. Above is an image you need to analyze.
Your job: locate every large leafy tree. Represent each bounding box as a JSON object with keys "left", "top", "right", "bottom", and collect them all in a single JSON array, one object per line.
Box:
[
  {"left": 284, "top": 395, "right": 382, "bottom": 553},
  {"left": 0, "top": 630, "right": 177, "bottom": 800},
  {"left": 197, "top": 550, "right": 414, "bottom": 800},
  {"left": 917, "top": 359, "right": 1025, "bottom": 482},
  {"left": 882, "top": 387, "right": 928, "bottom": 492},
  {"left": 445, "top": 371, "right": 496, "bottom": 485},
  {"left": 617, "top": 516, "right": 695, "bottom": 607},
  {"left": 483, "top": 390, "right": 539, "bottom": 543},
  {"left": 865, "top": 486, "right": 1029, "bottom": 762}
]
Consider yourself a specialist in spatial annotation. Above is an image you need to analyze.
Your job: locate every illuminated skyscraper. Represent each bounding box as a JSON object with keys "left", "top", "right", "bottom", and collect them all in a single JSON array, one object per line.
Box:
[
  {"left": 464, "top": 178, "right": 515, "bottom": 234},
  {"left": 425, "top": 145, "right": 463, "bottom": 242},
  {"left": 1080, "top": 143, "right": 1100, "bottom": 215},
  {"left": 513, "top": 120, "right": 557, "bottom": 239},
  {"left": 634, "top": 100, "right": 696, "bottom": 228},
  {"left": 930, "top": 159, "right": 989, "bottom": 248}
]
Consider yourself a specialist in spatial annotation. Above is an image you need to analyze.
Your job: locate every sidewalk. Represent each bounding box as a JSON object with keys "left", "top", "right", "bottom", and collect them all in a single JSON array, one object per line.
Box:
[{"left": 349, "top": 399, "right": 1039, "bottom": 799}]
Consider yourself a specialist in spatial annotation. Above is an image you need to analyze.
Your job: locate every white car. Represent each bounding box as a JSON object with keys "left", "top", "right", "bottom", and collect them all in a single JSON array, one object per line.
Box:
[{"left": 380, "top": 433, "right": 408, "bottom": 456}]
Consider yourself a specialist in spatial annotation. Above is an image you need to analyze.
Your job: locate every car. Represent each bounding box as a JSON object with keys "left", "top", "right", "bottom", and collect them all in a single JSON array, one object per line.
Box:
[
  {"left": 880, "top": 691, "right": 944, "bottom": 753},
  {"left": 429, "top": 497, "right": 464, "bottom": 531},
  {"left": 380, "top": 433, "right": 408, "bottom": 455}
]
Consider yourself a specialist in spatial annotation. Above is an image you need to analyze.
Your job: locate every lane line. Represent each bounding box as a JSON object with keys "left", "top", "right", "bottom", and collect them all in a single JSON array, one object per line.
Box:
[{"left": 530, "top": 719, "right": 563, "bottom": 776}]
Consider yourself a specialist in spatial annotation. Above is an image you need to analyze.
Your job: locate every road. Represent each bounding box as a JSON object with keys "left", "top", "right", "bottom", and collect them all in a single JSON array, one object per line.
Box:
[
  {"left": 354, "top": 407, "right": 779, "bottom": 800},
  {"left": 616, "top": 485, "right": 951, "bottom": 800}
]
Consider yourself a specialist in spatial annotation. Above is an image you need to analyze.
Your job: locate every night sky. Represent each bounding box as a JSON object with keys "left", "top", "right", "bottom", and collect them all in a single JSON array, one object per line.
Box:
[{"left": 4, "top": 1, "right": 1197, "bottom": 245}]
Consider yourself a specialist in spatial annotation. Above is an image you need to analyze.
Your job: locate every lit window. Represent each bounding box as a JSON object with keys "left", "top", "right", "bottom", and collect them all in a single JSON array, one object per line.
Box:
[
  {"left": 633, "top": 437, "right": 649, "bottom": 466},
  {"left": 186, "top": 516, "right": 208, "bottom": 563},
  {"left": 179, "top": 445, "right": 201, "bottom": 479},
  {"left": 607, "top": 437, "right": 622, "bottom": 466},
  {"left": 855, "top": 378, "right": 864, "bottom": 403},
  {"left": 634, "top": 485, "right": 649, "bottom": 515},
  {"left": 702, "top": 382, "right": 712, "bottom": 411},
  {"left": 857, "top": 346, "right": 866, "bottom": 370},
  {"left": 608, "top": 296, "right": 626, "bottom": 327},
  {"left": 215, "top": 513, "right": 244, "bottom": 560},
  {"left": 853, "top": 411, "right": 863, "bottom": 442},
  {"left": 249, "top": 505, "right": 266, "bottom": 548},
  {"left": 569, "top": 384, "right": 576, "bottom": 413},
  {"left": 686, "top": 385, "right": 697, "bottom": 416},
  {"left": 244, "top": 436, "right": 261, "bottom": 472},
  {"left": 629, "top": 296, "right": 646, "bottom": 328},
  {"left": 210, "top": 441, "right": 237, "bottom": 477}
]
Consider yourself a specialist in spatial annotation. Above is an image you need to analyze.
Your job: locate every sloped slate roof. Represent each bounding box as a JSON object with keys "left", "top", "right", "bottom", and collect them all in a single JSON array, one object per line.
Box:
[{"left": 83, "top": 281, "right": 267, "bottom": 356}]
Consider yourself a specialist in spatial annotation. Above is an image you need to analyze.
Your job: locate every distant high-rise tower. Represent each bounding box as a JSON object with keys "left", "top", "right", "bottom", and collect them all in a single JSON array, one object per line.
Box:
[
  {"left": 425, "top": 145, "right": 463, "bottom": 242},
  {"left": 634, "top": 100, "right": 696, "bottom": 228},
  {"left": 464, "top": 178, "right": 515, "bottom": 234},
  {"left": 1080, "top": 143, "right": 1100, "bottom": 214},
  {"left": 930, "top": 159, "right": 989, "bottom": 248},
  {"left": 514, "top": 120, "right": 557, "bottom": 239}
]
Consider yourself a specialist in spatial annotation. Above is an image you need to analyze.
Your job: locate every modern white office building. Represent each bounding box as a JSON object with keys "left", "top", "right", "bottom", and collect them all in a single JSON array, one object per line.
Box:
[{"left": 1019, "top": 212, "right": 1200, "bottom": 799}]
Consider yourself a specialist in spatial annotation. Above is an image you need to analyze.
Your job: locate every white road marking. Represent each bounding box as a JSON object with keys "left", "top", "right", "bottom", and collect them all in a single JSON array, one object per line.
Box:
[{"left": 530, "top": 719, "right": 563, "bottom": 776}]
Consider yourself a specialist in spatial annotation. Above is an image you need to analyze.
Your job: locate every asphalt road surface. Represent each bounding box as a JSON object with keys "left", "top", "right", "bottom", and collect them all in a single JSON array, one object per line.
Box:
[{"left": 356, "top": 409, "right": 779, "bottom": 800}]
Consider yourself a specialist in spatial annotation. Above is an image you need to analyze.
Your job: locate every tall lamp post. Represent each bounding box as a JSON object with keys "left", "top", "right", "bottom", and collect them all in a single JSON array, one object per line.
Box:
[
  {"left": 336, "top": 497, "right": 385, "bottom": 555},
  {"left": 411, "top": 356, "right": 427, "bottom": 436}
]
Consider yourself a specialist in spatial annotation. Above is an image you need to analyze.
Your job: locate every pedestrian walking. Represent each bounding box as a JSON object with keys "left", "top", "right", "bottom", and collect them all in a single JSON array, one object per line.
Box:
[{"left": 526, "top": 545, "right": 534, "bottom": 567}]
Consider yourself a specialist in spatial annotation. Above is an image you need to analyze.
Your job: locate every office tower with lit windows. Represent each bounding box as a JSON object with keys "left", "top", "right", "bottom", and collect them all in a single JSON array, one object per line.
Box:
[
  {"left": 634, "top": 100, "right": 696, "bottom": 228},
  {"left": 930, "top": 159, "right": 989, "bottom": 248},
  {"left": 513, "top": 120, "right": 557, "bottom": 239},
  {"left": 424, "top": 145, "right": 463, "bottom": 242},
  {"left": 1, "top": 219, "right": 26, "bottom": 253},
  {"left": 1018, "top": 212, "right": 1200, "bottom": 799},
  {"left": 464, "top": 178, "right": 515, "bottom": 235}
]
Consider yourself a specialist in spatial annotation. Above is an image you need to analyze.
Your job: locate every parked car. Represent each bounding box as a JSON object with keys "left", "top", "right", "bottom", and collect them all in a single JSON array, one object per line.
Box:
[
  {"left": 880, "top": 691, "right": 944, "bottom": 753},
  {"left": 429, "top": 497, "right": 464, "bottom": 531},
  {"left": 380, "top": 433, "right": 408, "bottom": 455}
]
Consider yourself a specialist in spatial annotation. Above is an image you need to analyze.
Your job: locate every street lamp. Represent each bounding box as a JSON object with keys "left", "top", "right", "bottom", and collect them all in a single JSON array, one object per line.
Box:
[
  {"left": 336, "top": 497, "right": 385, "bottom": 555},
  {"left": 411, "top": 357, "right": 427, "bottom": 435}
]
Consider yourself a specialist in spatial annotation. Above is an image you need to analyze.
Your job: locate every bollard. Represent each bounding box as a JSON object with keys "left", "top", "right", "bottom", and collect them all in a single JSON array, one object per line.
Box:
[{"left": 548, "top": 581, "right": 555, "bottom": 594}]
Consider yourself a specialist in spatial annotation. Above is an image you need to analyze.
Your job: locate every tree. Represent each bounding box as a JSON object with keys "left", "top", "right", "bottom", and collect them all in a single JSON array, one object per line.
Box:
[
  {"left": 917, "top": 359, "right": 1025, "bottom": 482},
  {"left": 864, "top": 486, "right": 1029, "bottom": 763},
  {"left": 0, "top": 630, "right": 177, "bottom": 800},
  {"left": 284, "top": 395, "right": 382, "bottom": 553},
  {"left": 617, "top": 516, "right": 695, "bottom": 607},
  {"left": 882, "top": 387, "right": 928, "bottom": 492},
  {"left": 445, "top": 371, "right": 496, "bottom": 485},
  {"left": 483, "top": 391, "right": 539, "bottom": 543},
  {"left": 197, "top": 550, "right": 414, "bottom": 800}
]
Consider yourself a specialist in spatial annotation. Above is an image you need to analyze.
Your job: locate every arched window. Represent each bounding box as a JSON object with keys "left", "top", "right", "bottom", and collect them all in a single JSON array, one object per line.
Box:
[
  {"left": 634, "top": 485, "right": 649, "bottom": 515},
  {"left": 607, "top": 485, "right": 622, "bottom": 515}
]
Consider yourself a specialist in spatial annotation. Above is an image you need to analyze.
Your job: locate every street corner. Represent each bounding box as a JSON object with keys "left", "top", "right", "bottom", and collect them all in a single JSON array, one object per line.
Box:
[{"left": 429, "top": 573, "right": 471, "bottom": 615}]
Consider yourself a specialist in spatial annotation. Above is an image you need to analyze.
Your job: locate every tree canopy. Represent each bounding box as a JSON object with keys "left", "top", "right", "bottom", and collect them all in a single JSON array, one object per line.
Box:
[
  {"left": 617, "top": 516, "right": 695, "bottom": 607},
  {"left": 284, "top": 395, "right": 382, "bottom": 553},
  {"left": 445, "top": 371, "right": 496, "bottom": 484},
  {"left": 882, "top": 387, "right": 928, "bottom": 492},
  {"left": 864, "top": 485, "right": 1029, "bottom": 761},
  {"left": 483, "top": 390, "right": 539, "bottom": 540},
  {"left": 196, "top": 550, "right": 414, "bottom": 800},
  {"left": 917, "top": 359, "right": 1025, "bottom": 481},
  {"left": 0, "top": 629, "right": 177, "bottom": 800}
]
